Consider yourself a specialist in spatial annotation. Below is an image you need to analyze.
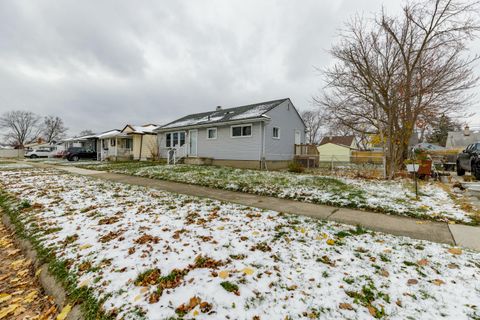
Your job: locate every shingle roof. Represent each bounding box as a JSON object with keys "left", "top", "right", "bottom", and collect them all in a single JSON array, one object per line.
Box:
[
  {"left": 158, "top": 98, "right": 288, "bottom": 130},
  {"left": 319, "top": 135, "right": 356, "bottom": 147},
  {"left": 446, "top": 131, "right": 480, "bottom": 148}
]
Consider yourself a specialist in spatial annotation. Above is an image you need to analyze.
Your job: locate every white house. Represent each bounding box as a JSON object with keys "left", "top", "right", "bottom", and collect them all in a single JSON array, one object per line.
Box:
[{"left": 155, "top": 98, "right": 306, "bottom": 169}]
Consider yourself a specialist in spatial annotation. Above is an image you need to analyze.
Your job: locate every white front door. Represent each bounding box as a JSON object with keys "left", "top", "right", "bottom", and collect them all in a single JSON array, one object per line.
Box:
[
  {"left": 189, "top": 129, "right": 198, "bottom": 156},
  {"left": 294, "top": 130, "right": 301, "bottom": 145}
]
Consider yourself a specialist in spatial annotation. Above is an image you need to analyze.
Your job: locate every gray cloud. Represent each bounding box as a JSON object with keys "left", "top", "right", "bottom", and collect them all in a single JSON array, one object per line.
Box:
[{"left": 0, "top": 0, "right": 478, "bottom": 136}]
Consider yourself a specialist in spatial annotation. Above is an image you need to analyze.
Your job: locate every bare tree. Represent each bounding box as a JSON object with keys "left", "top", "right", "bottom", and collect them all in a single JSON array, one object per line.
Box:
[
  {"left": 301, "top": 109, "right": 324, "bottom": 144},
  {"left": 78, "top": 129, "right": 95, "bottom": 137},
  {"left": 317, "top": 0, "right": 479, "bottom": 178},
  {"left": 43, "top": 116, "right": 68, "bottom": 143},
  {"left": 0, "top": 111, "right": 42, "bottom": 148}
]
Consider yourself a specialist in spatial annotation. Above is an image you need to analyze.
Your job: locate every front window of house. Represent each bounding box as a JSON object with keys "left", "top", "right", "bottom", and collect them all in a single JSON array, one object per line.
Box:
[
  {"left": 231, "top": 124, "right": 252, "bottom": 137},
  {"left": 125, "top": 139, "right": 133, "bottom": 150},
  {"left": 273, "top": 127, "right": 280, "bottom": 139},
  {"left": 166, "top": 132, "right": 186, "bottom": 147},
  {"left": 110, "top": 139, "right": 116, "bottom": 147},
  {"left": 207, "top": 128, "right": 217, "bottom": 139}
]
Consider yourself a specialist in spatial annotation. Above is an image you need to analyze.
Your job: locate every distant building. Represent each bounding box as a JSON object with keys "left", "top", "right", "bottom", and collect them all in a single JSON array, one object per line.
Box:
[
  {"left": 317, "top": 136, "right": 357, "bottom": 162},
  {"left": 446, "top": 126, "right": 480, "bottom": 149}
]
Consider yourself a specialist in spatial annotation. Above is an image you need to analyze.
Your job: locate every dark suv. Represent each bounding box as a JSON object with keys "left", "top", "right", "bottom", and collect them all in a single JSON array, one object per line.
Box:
[
  {"left": 456, "top": 142, "right": 480, "bottom": 179},
  {"left": 64, "top": 147, "right": 97, "bottom": 161}
]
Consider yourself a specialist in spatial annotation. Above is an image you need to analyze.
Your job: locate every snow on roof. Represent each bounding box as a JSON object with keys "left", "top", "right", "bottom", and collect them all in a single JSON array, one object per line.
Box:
[
  {"left": 127, "top": 124, "right": 159, "bottom": 134},
  {"left": 158, "top": 98, "right": 288, "bottom": 130},
  {"left": 96, "top": 129, "right": 125, "bottom": 139}
]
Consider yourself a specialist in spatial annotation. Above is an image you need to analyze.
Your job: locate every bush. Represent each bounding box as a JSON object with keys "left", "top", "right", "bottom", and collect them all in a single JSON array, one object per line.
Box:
[{"left": 288, "top": 162, "right": 305, "bottom": 173}]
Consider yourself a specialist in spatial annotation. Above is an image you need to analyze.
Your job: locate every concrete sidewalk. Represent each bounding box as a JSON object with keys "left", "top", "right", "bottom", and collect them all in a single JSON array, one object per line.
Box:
[{"left": 35, "top": 163, "right": 480, "bottom": 250}]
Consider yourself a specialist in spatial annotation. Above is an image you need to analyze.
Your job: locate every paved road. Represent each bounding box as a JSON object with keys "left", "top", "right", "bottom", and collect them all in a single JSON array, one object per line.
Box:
[{"left": 30, "top": 163, "right": 480, "bottom": 251}]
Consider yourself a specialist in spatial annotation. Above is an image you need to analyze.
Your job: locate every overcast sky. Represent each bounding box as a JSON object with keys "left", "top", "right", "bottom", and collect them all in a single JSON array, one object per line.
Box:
[{"left": 0, "top": 0, "right": 479, "bottom": 136}]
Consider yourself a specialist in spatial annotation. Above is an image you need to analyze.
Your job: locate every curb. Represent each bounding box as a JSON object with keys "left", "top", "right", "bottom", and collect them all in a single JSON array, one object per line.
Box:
[{"left": 1, "top": 212, "right": 84, "bottom": 320}]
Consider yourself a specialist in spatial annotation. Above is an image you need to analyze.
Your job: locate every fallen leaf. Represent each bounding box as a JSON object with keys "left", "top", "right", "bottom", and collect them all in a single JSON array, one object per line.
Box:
[
  {"left": 417, "top": 259, "right": 428, "bottom": 266},
  {"left": 432, "top": 279, "right": 445, "bottom": 286},
  {"left": 339, "top": 303, "right": 353, "bottom": 310},
  {"left": 0, "top": 294, "right": 11, "bottom": 303},
  {"left": 193, "top": 310, "right": 199, "bottom": 316},
  {"left": 448, "top": 248, "right": 462, "bottom": 255},
  {"left": 133, "top": 295, "right": 142, "bottom": 302},
  {"left": 0, "top": 304, "right": 19, "bottom": 319},
  {"left": 447, "top": 263, "right": 459, "bottom": 269},
  {"left": 219, "top": 270, "right": 229, "bottom": 279},
  {"left": 367, "top": 305, "right": 377, "bottom": 317},
  {"left": 380, "top": 269, "right": 389, "bottom": 277},
  {"left": 407, "top": 279, "right": 418, "bottom": 285},
  {"left": 326, "top": 239, "right": 335, "bottom": 246},
  {"left": 79, "top": 244, "right": 92, "bottom": 250},
  {"left": 241, "top": 267, "right": 254, "bottom": 276},
  {"left": 24, "top": 291, "right": 37, "bottom": 303},
  {"left": 56, "top": 304, "right": 72, "bottom": 320},
  {"left": 35, "top": 268, "right": 42, "bottom": 277}
]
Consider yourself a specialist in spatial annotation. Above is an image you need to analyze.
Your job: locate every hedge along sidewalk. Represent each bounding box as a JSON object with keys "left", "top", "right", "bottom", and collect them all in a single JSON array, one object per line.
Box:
[
  {"left": 29, "top": 163, "right": 480, "bottom": 251},
  {"left": 0, "top": 193, "right": 112, "bottom": 320}
]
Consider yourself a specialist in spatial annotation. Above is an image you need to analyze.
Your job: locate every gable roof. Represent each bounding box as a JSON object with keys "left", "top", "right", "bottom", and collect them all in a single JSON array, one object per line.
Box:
[
  {"left": 157, "top": 98, "right": 289, "bottom": 131},
  {"left": 319, "top": 136, "right": 356, "bottom": 148},
  {"left": 121, "top": 124, "right": 159, "bottom": 134}
]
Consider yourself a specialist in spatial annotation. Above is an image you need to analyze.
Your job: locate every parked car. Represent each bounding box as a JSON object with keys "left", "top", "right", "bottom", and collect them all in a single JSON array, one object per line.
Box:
[
  {"left": 456, "top": 142, "right": 480, "bottom": 179},
  {"left": 64, "top": 147, "right": 97, "bottom": 161},
  {"left": 24, "top": 149, "right": 52, "bottom": 159}
]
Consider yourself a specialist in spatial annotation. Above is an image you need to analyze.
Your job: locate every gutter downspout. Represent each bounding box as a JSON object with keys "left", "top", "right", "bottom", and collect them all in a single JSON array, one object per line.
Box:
[
  {"left": 139, "top": 134, "right": 143, "bottom": 161},
  {"left": 261, "top": 121, "right": 266, "bottom": 170}
]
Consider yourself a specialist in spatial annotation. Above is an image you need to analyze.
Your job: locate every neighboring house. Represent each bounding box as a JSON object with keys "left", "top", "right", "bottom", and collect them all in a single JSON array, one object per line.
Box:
[
  {"left": 120, "top": 124, "right": 159, "bottom": 161},
  {"left": 446, "top": 126, "right": 480, "bottom": 149},
  {"left": 155, "top": 98, "right": 306, "bottom": 169},
  {"left": 317, "top": 136, "right": 358, "bottom": 162},
  {"left": 97, "top": 129, "right": 133, "bottom": 161},
  {"left": 62, "top": 134, "right": 98, "bottom": 151}
]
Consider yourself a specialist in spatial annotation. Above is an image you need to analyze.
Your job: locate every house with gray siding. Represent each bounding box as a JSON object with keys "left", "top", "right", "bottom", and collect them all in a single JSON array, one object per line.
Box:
[{"left": 155, "top": 98, "right": 306, "bottom": 169}]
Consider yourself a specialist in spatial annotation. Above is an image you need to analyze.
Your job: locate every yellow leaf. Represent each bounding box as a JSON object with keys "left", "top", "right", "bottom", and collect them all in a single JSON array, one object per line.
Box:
[
  {"left": 11, "top": 259, "right": 25, "bottom": 269},
  {"left": 219, "top": 270, "right": 229, "bottom": 279},
  {"left": 217, "top": 226, "right": 225, "bottom": 230},
  {"left": 242, "top": 267, "right": 254, "bottom": 275},
  {"left": 78, "top": 279, "right": 91, "bottom": 288},
  {"left": 79, "top": 244, "right": 92, "bottom": 250},
  {"left": 299, "top": 227, "right": 306, "bottom": 234},
  {"left": 193, "top": 310, "right": 199, "bottom": 316},
  {"left": 0, "top": 294, "right": 11, "bottom": 303},
  {"left": 448, "top": 248, "right": 462, "bottom": 255},
  {"left": 133, "top": 295, "right": 142, "bottom": 302},
  {"left": 0, "top": 304, "right": 19, "bottom": 319},
  {"left": 56, "top": 304, "right": 72, "bottom": 320},
  {"left": 35, "top": 268, "right": 42, "bottom": 277},
  {"left": 252, "top": 231, "right": 260, "bottom": 236},
  {"left": 326, "top": 239, "right": 335, "bottom": 246},
  {"left": 24, "top": 291, "right": 37, "bottom": 303}
]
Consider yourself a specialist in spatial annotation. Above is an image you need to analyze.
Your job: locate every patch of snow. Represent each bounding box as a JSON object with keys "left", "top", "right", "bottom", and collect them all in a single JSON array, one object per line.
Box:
[{"left": 0, "top": 167, "right": 479, "bottom": 319}]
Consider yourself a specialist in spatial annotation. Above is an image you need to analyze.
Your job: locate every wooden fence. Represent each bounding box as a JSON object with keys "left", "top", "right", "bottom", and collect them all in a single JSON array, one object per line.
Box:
[{"left": 350, "top": 150, "right": 384, "bottom": 164}]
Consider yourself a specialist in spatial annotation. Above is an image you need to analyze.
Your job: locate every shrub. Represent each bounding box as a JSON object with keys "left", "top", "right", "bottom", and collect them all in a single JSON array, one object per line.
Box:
[{"left": 288, "top": 162, "right": 305, "bottom": 173}]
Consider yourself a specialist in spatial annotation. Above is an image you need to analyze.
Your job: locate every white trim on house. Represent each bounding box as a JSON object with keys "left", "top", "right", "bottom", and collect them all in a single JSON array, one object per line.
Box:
[
  {"left": 231, "top": 124, "right": 253, "bottom": 138},
  {"left": 166, "top": 131, "right": 187, "bottom": 148},
  {"left": 206, "top": 127, "right": 217, "bottom": 140}
]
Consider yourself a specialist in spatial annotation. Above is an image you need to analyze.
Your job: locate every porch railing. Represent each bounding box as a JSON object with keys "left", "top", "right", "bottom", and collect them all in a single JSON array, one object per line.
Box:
[{"left": 294, "top": 144, "right": 319, "bottom": 168}]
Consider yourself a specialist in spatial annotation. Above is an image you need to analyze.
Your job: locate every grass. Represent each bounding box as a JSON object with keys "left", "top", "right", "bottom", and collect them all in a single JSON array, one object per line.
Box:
[
  {"left": 0, "top": 190, "right": 113, "bottom": 320},
  {"left": 65, "top": 162, "right": 476, "bottom": 224}
]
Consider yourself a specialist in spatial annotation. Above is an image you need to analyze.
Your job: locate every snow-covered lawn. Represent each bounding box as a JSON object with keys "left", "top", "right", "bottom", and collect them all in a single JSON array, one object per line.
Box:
[
  {"left": 75, "top": 163, "right": 476, "bottom": 224},
  {"left": 0, "top": 167, "right": 479, "bottom": 319}
]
